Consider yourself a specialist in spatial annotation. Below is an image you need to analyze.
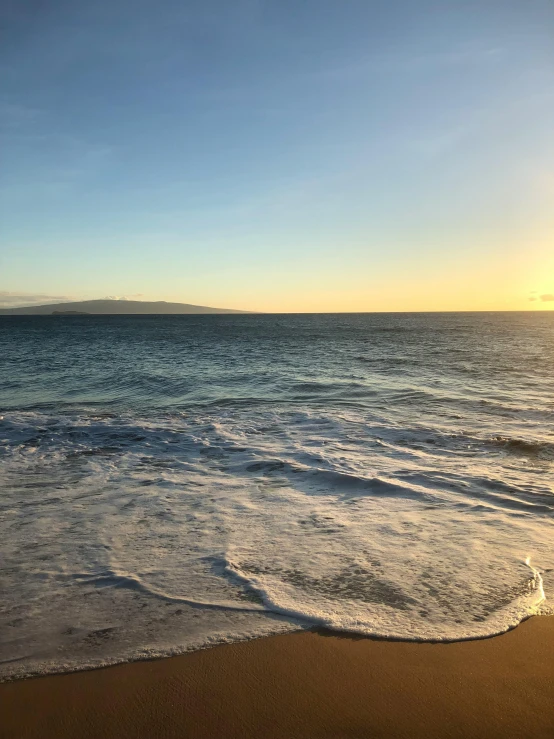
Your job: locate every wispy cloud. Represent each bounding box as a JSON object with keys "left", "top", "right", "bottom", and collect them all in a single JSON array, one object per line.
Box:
[
  {"left": 319, "top": 43, "right": 504, "bottom": 84},
  {"left": 410, "top": 121, "right": 480, "bottom": 157},
  {"left": 103, "top": 294, "right": 144, "bottom": 301},
  {"left": 0, "top": 97, "right": 113, "bottom": 197},
  {"left": 0, "top": 99, "right": 42, "bottom": 129},
  {"left": 0, "top": 291, "right": 73, "bottom": 308},
  {"left": 540, "top": 294, "right": 554, "bottom": 302}
]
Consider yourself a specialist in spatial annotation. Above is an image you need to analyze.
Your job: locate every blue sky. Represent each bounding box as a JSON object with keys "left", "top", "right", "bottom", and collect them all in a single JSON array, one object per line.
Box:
[{"left": 1, "top": 0, "right": 553, "bottom": 311}]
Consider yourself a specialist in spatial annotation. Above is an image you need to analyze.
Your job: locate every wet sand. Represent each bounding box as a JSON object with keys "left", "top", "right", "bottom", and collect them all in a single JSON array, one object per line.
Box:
[{"left": 2, "top": 616, "right": 554, "bottom": 739}]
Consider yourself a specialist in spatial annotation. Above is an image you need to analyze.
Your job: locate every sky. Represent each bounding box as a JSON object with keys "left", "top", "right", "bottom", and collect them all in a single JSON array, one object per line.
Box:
[{"left": 1, "top": 0, "right": 553, "bottom": 312}]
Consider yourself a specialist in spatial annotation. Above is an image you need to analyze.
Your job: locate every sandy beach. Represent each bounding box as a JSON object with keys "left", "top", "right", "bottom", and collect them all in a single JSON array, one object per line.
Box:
[{"left": 2, "top": 615, "right": 554, "bottom": 739}]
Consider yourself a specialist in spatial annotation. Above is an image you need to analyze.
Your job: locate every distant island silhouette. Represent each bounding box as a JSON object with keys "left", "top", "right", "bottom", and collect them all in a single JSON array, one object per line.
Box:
[{"left": 0, "top": 299, "right": 250, "bottom": 315}]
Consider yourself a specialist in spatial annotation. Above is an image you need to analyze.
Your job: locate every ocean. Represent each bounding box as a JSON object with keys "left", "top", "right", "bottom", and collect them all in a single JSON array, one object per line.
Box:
[{"left": 1, "top": 312, "right": 553, "bottom": 680}]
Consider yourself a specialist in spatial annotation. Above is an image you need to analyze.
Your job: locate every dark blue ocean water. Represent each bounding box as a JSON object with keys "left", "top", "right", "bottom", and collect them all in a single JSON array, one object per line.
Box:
[{"left": 1, "top": 312, "right": 553, "bottom": 678}]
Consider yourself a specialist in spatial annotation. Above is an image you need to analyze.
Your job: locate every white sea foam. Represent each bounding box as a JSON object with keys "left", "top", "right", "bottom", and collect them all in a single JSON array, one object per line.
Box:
[{"left": 1, "top": 403, "right": 553, "bottom": 680}]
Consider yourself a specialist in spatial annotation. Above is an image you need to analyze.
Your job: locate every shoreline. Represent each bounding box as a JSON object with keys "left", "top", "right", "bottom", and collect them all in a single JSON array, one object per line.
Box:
[
  {"left": 2, "top": 615, "right": 554, "bottom": 738},
  {"left": 0, "top": 606, "right": 546, "bottom": 686}
]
